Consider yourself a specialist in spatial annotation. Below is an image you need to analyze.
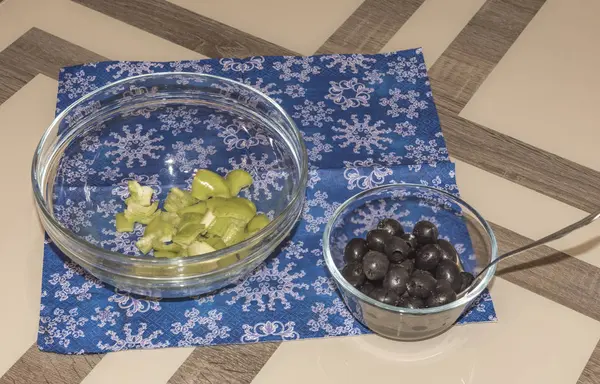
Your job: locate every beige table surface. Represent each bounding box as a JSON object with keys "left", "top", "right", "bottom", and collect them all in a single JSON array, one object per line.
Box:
[{"left": 1, "top": 0, "right": 600, "bottom": 383}]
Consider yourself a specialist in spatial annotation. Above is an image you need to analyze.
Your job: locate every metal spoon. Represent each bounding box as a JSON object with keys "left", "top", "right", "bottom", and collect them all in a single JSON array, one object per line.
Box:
[{"left": 458, "top": 210, "right": 600, "bottom": 299}]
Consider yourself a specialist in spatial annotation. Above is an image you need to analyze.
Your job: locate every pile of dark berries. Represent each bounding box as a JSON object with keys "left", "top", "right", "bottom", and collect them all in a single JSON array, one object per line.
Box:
[{"left": 341, "top": 219, "right": 475, "bottom": 309}]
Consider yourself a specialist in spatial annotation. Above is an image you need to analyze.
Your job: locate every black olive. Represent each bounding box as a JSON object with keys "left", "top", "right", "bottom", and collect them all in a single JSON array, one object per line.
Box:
[
  {"left": 397, "top": 295, "right": 425, "bottom": 309},
  {"left": 384, "top": 236, "right": 411, "bottom": 263},
  {"left": 366, "top": 229, "right": 391, "bottom": 252},
  {"left": 344, "top": 238, "right": 369, "bottom": 264},
  {"left": 382, "top": 266, "right": 410, "bottom": 295},
  {"left": 459, "top": 271, "right": 475, "bottom": 292},
  {"left": 341, "top": 262, "right": 366, "bottom": 288},
  {"left": 415, "top": 244, "right": 441, "bottom": 271},
  {"left": 400, "top": 233, "right": 419, "bottom": 251},
  {"left": 360, "top": 281, "right": 376, "bottom": 296},
  {"left": 381, "top": 290, "right": 400, "bottom": 305},
  {"left": 377, "top": 218, "right": 405, "bottom": 237},
  {"left": 362, "top": 251, "right": 389, "bottom": 281},
  {"left": 435, "top": 259, "right": 462, "bottom": 293},
  {"left": 398, "top": 258, "right": 414, "bottom": 275},
  {"left": 413, "top": 221, "right": 439, "bottom": 245},
  {"left": 437, "top": 239, "right": 459, "bottom": 263},
  {"left": 426, "top": 281, "right": 457, "bottom": 307},
  {"left": 406, "top": 270, "right": 436, "bottom": 299},
  {"left": 368, "top": 287, "right": 387, "bottom": 302}
]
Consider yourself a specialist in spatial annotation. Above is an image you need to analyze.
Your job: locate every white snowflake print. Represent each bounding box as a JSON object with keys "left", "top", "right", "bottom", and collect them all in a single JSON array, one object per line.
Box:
[
  {"left": 105, "top": 61, "right": 165, "bottom": 78},
  {"left": 39, "top": 308, "right": 88, "bottom": 348},
  {"left": 378, "top": 151, "right": 403, "bottom": 166},
  {"left": 171, "top": 309, "right": 231, "bottom": 347},
  {"left": 332, "top": 114, "right": 391, "bottom": 154},
  {"left": 303, "top": 132, "right": 333, "bottom": 162},
  {"left": 273, "top": 56, "right": 320, "bottom": 83},
  {"left": 79, "top": 133, "right": 102, "bottom": 152},
  {"left": 98, "top": 323, "right": 169, "bottom": 352},
  {"left": 59, "top": 70, "right": 98, "bottom": 100},
  {"left": 169, "top": 61, "right": 213, "bottom": 74},
  {"left": 63, "top": 100, "right": 101, "bottom": 127},
  {"left": 380, "top": 88, "right": 428, "bottom": 119},
  {"left": 292, "top": 100, "right": 334, "bottom": 128},
  {"left": 311, "top": 275, "right": 336, "bottom": 296},
  {"left": 105, "top": 125, "right": 165, "bottom": 168},
  {"left": 240, "top": 77, "right": 283, "bottom": 103},
  {"left": 108, "top": 290, "right": 161, "bottom": 317},
  {"left": 91, "top": 306, "right": 120, "bottom": 328},
  {"left": 281, "top": 240, "right": 308, "bottom": 260},
  {"left": 192, "top": 294, "right": 215, "bottom": 306},
  {"left": 241, "top": 321, "right": 299, "bottom": 342},
  {"left": 216, "top": 119, "right": 270, "bottom": 151},
  {"left": 307, "top": 167, "right": 321, "bottom": 189},
  {"left": 319, "top": 54, "right": 377, "bottom": 74},
  {"left": 112, "top": 173, "right": 161, "bottom": 200},
  {"left": 313, "top": 241, "right": 325, "bottom": 266},
  {"left": 343, "top": 158, "right": 393, "bottom": 190},
  {"left": 325, "top": 78, "right": 374, "bottom": 110},
  {"left": 157, "top": 106, "right": 201, "bottom": 136},
  {"left": 48, "top": 261, "right": 104, "bottom": 302},
  {"left": 100, "top": 225, "right": 145, "bottom": 255},
  {"left": 220, "top": 56, "right": 265, "bottom": 72},
  {"left": 202, "top": 113, "right": 227, "bottom": 131},
  {"left": 362, "top": 69, "right": 384, "bottom": 85},
  {"left": 54, "top": 199, "right": 95, "bottom": 233},
  {"left": 350, "top": 199, "right": 409, "bottom": 236},
  {"left": 307, "top": 298, "right": 362, "bottom": 336},
  {"left": 219, "top": 153, "right": 288, "bottom": 201},
  {"left": 405, "top": 138, "right": 449, "bottom": 172},
  {"left": 221, "top": 258, "right": 309, "bottom": 312},
  {"left": 303, "top": 191, "right": 341, "bottom": 233},
  {"left": 96, "top": 199, "right": 121, "bottom": 218},
  {"left": 285, "top": 84, "right": 306, "bottom": 98},
  {"left": 167, "top": 138, "right": 217, "bottom": 174},
  {"left": 395, "top": 121, "right": 417, "bottom": 137},
  {"left": 57, "top": 153, "right": 96, "bottom": 184},
  {"left": 386, "top": 56, "right": 427, "bottom": 84}
]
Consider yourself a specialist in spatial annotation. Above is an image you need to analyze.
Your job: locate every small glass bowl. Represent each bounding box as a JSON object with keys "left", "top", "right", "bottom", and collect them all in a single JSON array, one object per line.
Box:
[
  {"left": 323, "top": 184, "right": 497, "bottom": 341},
  {"left": 32, "top": 73, "right": 308, "bottom": 298}
]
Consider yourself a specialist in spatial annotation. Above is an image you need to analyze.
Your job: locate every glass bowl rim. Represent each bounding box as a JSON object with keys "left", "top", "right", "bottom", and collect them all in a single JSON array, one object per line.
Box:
[
  {"left": 322, "top": 183, "right": 498, "bottom": 315},
  {"left": 31, "top": 72, "right": 309, "bottom": 267}
]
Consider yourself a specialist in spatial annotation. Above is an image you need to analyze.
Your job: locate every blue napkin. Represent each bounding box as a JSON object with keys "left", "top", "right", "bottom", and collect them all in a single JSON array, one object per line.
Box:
[{"left": 39, "top": 49, "right": 496, "bottom": 354}]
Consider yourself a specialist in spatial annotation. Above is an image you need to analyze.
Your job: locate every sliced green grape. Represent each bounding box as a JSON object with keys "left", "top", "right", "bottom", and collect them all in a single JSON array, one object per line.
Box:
[
  {"left": 124, "top": 201, "right": 159, "bottom": 224},
  {"left": 221, "top": 218, "right": 247, "bottom": 246},
  {"left": 177, "top": 201, "right": 207, "bottom": 215},
  {"left": 135, "top": 236, "right": 154, "bottom": 254},
  {"left": 152, "top": 240, "right": 183, "bottom": 253},
  {"left": 173, "top": 222, "right": 206, "bottom": 246},
  {"left": 225, "top": 169, "right": 253, "bottom": 196},
  {"left": 154, "top": 250, "right": 178, "bottom": 258},
  {"left": 164, "top": 187, "right": 197, "bottom": 212},
  {"left": 191, "top": 169, "right": 230, "bottom": 200},
  {"left": 203, "top": 236, "right": 227, "bottom": 250},
  {"left": 187, "top": 241, "right": 216, "bottom": 256},
  {"left": 126, "top": 180, "right": 154, "bottom": 207},
  {"left": 247, "top": 214, "right": 270, "bottom": 234},
  {"left": 115, "top": 212, "right": 134, "bottom": 232}
]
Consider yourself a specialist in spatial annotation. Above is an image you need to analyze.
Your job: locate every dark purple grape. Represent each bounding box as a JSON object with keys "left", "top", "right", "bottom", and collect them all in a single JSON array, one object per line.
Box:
[
  {"left": 366, "top": 229, "right": 391, "bottom": 252},
  {"left": 384, "top": 236, "right": 411, "bottom": 263},
  {"left": 368, "top": 287, "right": 387, "bottom": 301},
  {"left": 406, "top": 270, "right": 436, "bottom": 299},
  {"left": 413, "top": 221, "right": 439, "bottom": 245},
  {"left": 377, "top": 218, "right": 405, "bottom": 237},
  {"left": 341, "top": 262, "right": 366, "bottom": 288},
  {"left": 397, "top": 295, "right": 425, "bottom": 309},
  {"left": 415, "top": 244, "right": 441, "bottom": 271},
  {"left": 360, "top": 281, "right": 376, "bottom": 296},
  {"left": 426, "top": 281, "right": 457, "bottom": 307},
  {"left": 382, "top": 266, "right": 410, "bottom": 295},
  {"left": 400, "top": 233, "right": 418, "bottom": 251},
  {"left": 398, "top": 258, "right": 414, "bottom": 275},
  {"left": 437, "top": 239, "right": 458, "bottom": 263},
  {"left": 368, "top": 287, "right": 399, "bottom": 305},
  {"left": 344, "top": 238, "right": 369, "bottom": 264},
  {"left": 459, "top": 271, "right": 475, "bottom": 292},
  {"left": 435, "top": 259, "right": 462, "bottom": 293},
  {"left": 362, "top": 251, "right": 389, "bottom": 281}
]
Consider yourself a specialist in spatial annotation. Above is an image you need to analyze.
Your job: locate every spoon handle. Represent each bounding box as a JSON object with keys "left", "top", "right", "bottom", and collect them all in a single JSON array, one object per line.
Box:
[{"left": 474, "top": 210, "right": 600, "bottom": 281}]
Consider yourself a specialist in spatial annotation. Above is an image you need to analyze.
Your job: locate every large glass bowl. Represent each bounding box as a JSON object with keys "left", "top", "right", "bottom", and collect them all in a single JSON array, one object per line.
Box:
[
  {"left": 323, "top": 184, "right": 497, "bottom": 341},
  {"left": 32, "top": 73, "right": 308, "bottom": 298}
]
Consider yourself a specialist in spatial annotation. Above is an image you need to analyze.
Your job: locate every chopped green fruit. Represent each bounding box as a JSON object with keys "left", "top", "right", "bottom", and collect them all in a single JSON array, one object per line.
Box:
[
  {"left": 213, "top": 201, "right": 255, "bottom": 224},
  {"left": 144, "top": 213, "right": 177, "bottom": 243},
  {"left": 127, "top": 180, "right": 154, "bottom": 207},
  {"left": 178, "top": 248, "right": 189, "bottom": 257},
  {"left": 230, "top": 197, "right": 257, "bottom": 215},
  {"left": 199, "top": 210, "right": 216, "bottom": 228},
  {"left": 152, "top": 240, "right": 183, "bottom": 253},
  {"left": 135, "top": 236, "right": 154, "bottom": 254},
  {"left": 187, "top": 241, "right": 216, "bottom": 256},
  {"left": 177, "top": 202, "right": 207, "bottom": 215},
  {"left": 205, "top": 197, "right": 228, "bottom": 211},
  {"left": 115, "top": 212, "right": 134, "bottom": 232},
  {"left": 124, "top": 201, "right": 159, "bottom": 224},
  {"left": 178, "top": 212, "right": 205, "bottom": 226},
  {"left": 164, "top": 187, "right": 197, "bottom": 212},
  {"left": 216, "top": 253, "right": 239, "bottom": 268},
  {"left": 160, "top": 212, "right": 181, "bottom": 227},
  {"left": 206, "top": 216, "right": 234, "bottom": 238},
  {"left": 173, "top": 222, "right": 206, "bottom": 246},
  {"left": 136, "top": 209, "right": 161, "bottom": 225},
  {"left": 225, "top": 169, "right": 253, "bottom": 196},
  {"left": 221, "top": 219, "right": 247, "bottom": 246},
  {"left": 247, "top": 214, "right": 270, "bottom": 234},
  {"left": 154, "top": 250, "right": 178, "bottom": 258},
  {"left": 203, "top": 236, "right": 227, "bottom": 250},
  {"left": 191, "top": 169, "right": 230, "bottom": 200}
]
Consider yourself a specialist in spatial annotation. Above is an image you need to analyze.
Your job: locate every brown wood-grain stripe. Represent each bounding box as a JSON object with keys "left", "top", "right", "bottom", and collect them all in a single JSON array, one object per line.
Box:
[
  {"left": 316, "top": 0, "right": 426, "bottom": 55},
  {"left": 168, "top": 342, "right": 280, "bottom": 384},
  {"left": 72, "top": 0, "right": 297, "bottom": 58},
  {"left": 0, "top": 28, "right": 106, "bottom": 105},
  {"left": 0, "top": 344, "right": 103, "bottom": 384},
  {"left": 578, "top": 340, "right": 600, "bottom": 384}
]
